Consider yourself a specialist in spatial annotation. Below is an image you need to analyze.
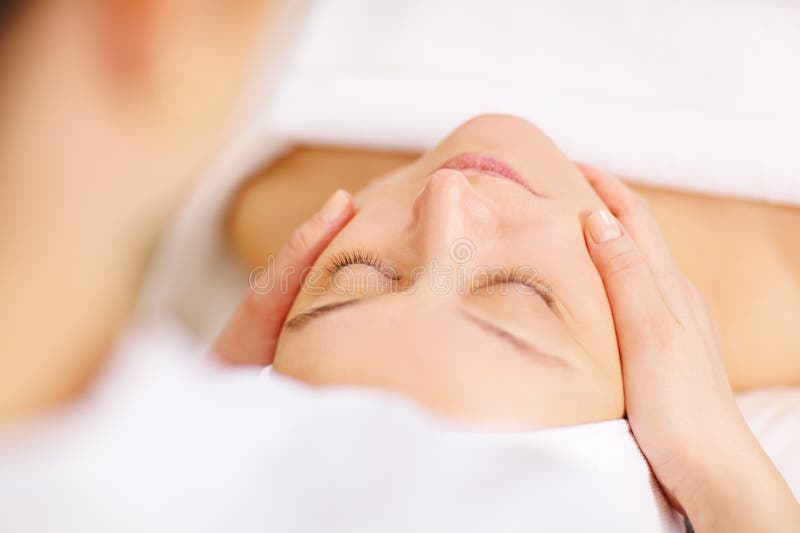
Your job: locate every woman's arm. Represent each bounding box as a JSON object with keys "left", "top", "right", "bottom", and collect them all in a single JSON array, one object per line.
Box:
[{"left": 580, "top": 164, "right": 800, "bottom": 531}]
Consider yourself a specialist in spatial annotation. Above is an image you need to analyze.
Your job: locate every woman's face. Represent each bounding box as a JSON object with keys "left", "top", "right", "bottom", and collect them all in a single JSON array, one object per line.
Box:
[{"left": 274, "top": 114, "right": 623, "bottom": 429}]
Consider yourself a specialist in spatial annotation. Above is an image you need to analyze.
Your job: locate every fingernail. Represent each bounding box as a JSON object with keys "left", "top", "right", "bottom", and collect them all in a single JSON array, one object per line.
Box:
[
  {"left": 587, "top": 209, "right": 621, "bottom": 243},
  {"left": 319, "top": 189, "right": 350, "bottom": 223}
]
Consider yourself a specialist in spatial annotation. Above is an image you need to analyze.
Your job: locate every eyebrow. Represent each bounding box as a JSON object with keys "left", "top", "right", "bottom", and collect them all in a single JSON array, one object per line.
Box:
[
  {"left": 458, "top": 310, "right": 568, "bottom": 367},
  {"left": 284, "top": 299, "right": 366, "bottom": 329},
  {"left": 284, "top": 298, "right": 569, "bottom": 367},
  {"left": 470, "top": 276, "right": 564, "bottom": 322}
]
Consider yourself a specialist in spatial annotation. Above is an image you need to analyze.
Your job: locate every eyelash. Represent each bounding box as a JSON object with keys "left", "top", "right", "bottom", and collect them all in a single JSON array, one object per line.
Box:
[
  {"left": 326, "top": 249, "right": 553, "bottom": 304},
  {"left": 481, "top": 268, "right": 555, "bottom": 306},
  {"left": 326, "top": 249, "right": 401, "bottom": 281}
]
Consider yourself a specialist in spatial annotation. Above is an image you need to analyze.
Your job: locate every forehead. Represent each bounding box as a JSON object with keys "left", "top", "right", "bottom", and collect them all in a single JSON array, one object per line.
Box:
[
  {"left": 274, "top": 293, "right": 622, "bottom": 428},
  {"left": 282, "top": 297, "right": 562, "bottom": 362},
  {"left": 281, "top": 291, "right": 565, "bottom": 359}
]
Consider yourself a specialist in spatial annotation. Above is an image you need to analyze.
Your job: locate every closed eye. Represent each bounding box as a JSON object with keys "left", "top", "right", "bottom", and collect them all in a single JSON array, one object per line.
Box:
[
  {"left": 325, "top": 248, "right": 401, "bottom": 282},
  {"left": 322, "top": 251, "right": 558, "bottom": 316},
  {"left": 471, "top": 268, "right": 560, "bottom": 317},
  {"left": 473, "top": 268, "right": 553, "bottom": 302}
]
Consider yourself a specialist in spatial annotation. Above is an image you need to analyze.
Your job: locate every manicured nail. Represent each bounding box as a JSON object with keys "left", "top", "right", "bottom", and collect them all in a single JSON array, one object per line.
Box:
[
  {"left": 319, "top": 189, "right": 350, "bottom": 223},
  {"left": 587, "top": 209, "right": 621, "bottom": 243}
]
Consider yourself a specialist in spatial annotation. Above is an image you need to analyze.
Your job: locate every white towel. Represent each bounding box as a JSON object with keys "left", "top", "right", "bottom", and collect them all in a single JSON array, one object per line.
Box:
[{"left": 0, "top": 320, "right": 684, "bottom": 533}]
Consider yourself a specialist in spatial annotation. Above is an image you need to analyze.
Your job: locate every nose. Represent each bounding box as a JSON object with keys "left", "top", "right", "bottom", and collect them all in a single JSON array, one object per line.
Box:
[{"left": 412, "top": 169, "right": 501, "bottom": 265}]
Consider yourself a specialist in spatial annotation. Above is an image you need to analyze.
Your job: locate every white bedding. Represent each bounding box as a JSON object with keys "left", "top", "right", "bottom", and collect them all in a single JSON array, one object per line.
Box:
[
  {"left": 0, "top": 321, "right": 684, "bottom": 533},
  {"left": 1, "top": 322, "right": 797, "bottom": 532}
]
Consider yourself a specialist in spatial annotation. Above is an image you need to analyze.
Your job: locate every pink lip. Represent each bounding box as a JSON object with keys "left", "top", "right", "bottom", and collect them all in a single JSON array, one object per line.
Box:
[{"left": 440, "top": 152, "right": 538, "bottom": 196}]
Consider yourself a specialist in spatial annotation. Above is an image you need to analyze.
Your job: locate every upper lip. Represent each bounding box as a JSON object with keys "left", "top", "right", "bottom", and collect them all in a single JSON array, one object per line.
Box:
[{"left": 439, "top": 152, "right": 538, "bottom": 196}]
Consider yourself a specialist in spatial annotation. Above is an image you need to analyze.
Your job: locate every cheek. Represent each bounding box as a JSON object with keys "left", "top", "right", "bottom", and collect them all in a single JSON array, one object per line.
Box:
[
  {"left": 569, "top": 261, "right": 622, "bottom": 396},
  {"left": 528, "top": 221, "right": 619, "bottom": 370},
  {"left": 566, "top": 250, "right": 619, "bottom": 367},
  {"left": 549, "top": 167, "right": 609, "bottom": 209}
]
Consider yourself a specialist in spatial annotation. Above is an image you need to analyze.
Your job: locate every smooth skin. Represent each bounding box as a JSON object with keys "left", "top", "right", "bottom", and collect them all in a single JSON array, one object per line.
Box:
[
  {"left": 226, "top": 115, "right": 631, "bottom": 429},
  {"left": 228, "top": 144, "right": 800, "bottom": 391}
]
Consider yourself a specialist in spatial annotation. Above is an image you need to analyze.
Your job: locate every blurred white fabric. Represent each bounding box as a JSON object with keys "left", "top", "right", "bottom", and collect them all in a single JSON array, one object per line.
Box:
[
  {"left": 2, "top": 321, "right": 799, "bottom": 532},
  {"left": 0, "top": 320, "right": 684, "bottom": 533}
]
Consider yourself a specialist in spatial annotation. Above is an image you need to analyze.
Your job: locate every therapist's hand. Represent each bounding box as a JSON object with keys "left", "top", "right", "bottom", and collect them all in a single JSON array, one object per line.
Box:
[
  {"left": 213, "top": 189, "right": 354, "bottom": 365},
  {"left": 579, "top": 164, "right": 800, "bottom": 532}
]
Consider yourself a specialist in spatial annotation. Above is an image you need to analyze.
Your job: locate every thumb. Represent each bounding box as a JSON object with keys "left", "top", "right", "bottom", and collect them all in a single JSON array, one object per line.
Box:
[
  {"left": 584, "top": 210, "right": 674, "bottom": 353},
  {"left": 213, "top": 190, "right": 354, "bottom": 365}
]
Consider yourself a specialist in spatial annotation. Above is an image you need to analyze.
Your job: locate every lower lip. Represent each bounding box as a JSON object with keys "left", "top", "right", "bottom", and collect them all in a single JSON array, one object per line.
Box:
[{"left": 440, "top": 153, "right": 537, "bottom": 195}]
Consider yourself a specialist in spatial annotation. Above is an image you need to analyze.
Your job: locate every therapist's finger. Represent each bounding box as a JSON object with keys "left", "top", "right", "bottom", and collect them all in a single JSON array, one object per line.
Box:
[
  {"left": 213, "top": 189, "right": 354, "bottom": 365},
  {"left": 576, "top": 163, "right": 678, "bottom": 270},
  {"left": 583, "top": 209, "right": 682, "bottom": 354},
  {"left": 577, "top": 162, "right": 692, "bottom": 314}
]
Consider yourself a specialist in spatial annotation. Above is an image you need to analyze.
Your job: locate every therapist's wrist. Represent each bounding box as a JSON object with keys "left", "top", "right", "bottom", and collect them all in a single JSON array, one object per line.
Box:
[{"left": 674, "top": 417, "right": 800, "bottom": 532}]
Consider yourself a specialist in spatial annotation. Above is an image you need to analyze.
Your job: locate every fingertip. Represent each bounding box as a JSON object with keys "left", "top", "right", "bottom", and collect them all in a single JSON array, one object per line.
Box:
[
  {"left": 585, "top": 209, "right": 622, "bottom": 244},
  {"left": 285, "top": 189, "right": 354, "bottom": 258},
  {"left": 319, "top": 189, "right": 354, "bottom": 224}
]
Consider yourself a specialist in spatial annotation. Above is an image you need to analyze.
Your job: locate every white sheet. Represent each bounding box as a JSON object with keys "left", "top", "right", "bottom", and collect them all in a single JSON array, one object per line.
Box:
[
  {"left": 2, "top": 322, "right": 797, "bottom": 532},
  {"left": 0, "top": 320, "right": 684, "bottom": 533}
]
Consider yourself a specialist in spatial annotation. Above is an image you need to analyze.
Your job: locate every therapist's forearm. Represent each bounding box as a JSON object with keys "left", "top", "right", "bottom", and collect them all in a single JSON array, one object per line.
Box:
[
  {"left": 0, "top": 211, "right": 155, "bottom": 422},
  {"left": 677, "top": 422, "right": 800, "bottom": 533}
]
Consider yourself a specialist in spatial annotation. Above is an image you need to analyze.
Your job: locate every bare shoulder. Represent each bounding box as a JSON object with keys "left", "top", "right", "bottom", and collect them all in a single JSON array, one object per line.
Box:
[{"left": 636, "top": 185, "right": 800, "bottom": 389}]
